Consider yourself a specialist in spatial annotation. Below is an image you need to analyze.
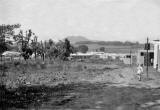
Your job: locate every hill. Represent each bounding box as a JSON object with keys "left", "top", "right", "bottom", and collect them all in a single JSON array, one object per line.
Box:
[
  {"left": 64, "top": 37, "right": 148, "bottom": 53},
  {"left": 74, "top": 40, "right": 146, "bottom": 53},
  {"left": 65, "top": 36, "right": 89, "bottom": 44},
  {"left": 75, "top": 40, "right": 142, "bottom": 46}
]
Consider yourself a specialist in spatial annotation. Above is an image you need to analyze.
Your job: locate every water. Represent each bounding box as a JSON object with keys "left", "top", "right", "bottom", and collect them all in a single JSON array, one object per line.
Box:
[{"left": 1, "top": 83, "right": 160, "bottom": 110}]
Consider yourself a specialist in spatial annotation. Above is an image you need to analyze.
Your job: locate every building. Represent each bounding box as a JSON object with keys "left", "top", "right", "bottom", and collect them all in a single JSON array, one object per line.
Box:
[
  {"left": 137, "top": 49, "right": 154, "bottom": 66},
  {"left": 100, "top": 52, "right": 136, "bottom": 65},
  {"left": 153, "top": 40, "right": 160, "bottom": 70},
  {"left": 70, "top": 52, "right": 96, "bottom": 60},
  {"left": 1, "top": 51, "right": 21, "bottom": 62},
  {"left": 70, "top": 52, "right": 136, "bottom": 65}
]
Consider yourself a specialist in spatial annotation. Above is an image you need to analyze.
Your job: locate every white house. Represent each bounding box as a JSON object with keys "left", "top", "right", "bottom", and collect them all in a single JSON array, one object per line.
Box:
[
  {"left": 153, "top": 40, "right": 160, "bottom": 70},
  {"left": 136, "top": 40, "right": 160, "bottom": 71},
  {"left": 137, "top": 49, "right": 154, "bottom": 66}
]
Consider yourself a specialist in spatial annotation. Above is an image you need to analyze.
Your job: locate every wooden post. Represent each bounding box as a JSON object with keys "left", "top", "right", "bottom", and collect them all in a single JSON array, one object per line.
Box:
[
  {"left": 44, "top": 41, "right": 47, "bottom": 59},
  {"left": 34, "top": 36, "right": 37, "bottom": 60},
  {"left": 146, "top": 37, "right": 149, "bottom": 79},
  {"left": 130, "top": 49, "right": 132, "bottom": 66},
  {"left": 41, "top": 40, "right": 45, "bottom": 62}
]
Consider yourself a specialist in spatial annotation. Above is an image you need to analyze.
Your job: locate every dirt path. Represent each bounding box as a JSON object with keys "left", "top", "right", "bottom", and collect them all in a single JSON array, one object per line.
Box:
[
  {"left": 83, "top": 66, "right": 160, "bottom": 89},
  {"left": 2, "top": 82, "right": 160, "bottom": 110}
]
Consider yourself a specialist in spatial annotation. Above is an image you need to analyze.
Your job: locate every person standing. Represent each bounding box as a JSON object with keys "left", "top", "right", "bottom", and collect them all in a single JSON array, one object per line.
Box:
[{"left": 137, "top": 64, "right": 143, "bottom": 81}]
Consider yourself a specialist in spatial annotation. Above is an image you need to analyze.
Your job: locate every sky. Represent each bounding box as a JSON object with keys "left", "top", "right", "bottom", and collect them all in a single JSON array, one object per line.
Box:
[{"left": 0, "top": 0, "right": 160, "bottom": 42}]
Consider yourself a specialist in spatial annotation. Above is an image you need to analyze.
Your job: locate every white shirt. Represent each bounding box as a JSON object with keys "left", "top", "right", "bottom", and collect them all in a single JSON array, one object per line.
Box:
[{"left": 137, "top": 66, "right": 143, "bottom": 74}]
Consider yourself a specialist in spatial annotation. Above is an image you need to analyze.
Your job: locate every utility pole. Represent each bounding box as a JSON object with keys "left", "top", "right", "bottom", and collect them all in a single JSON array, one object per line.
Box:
[
  {"left": 41, "top": 40, "right": 45, "bottom": 62},
  {"left": 146, "top": 37, "right": 149, "bottom": 79},
  {"left": 34, "top": 36, "right": 37, "bottom": 60},
  {"left": 130, "top": 49, "right": 132, "bottom": 66}
]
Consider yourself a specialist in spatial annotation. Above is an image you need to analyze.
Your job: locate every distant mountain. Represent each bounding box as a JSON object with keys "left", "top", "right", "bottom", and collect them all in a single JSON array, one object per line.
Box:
[
  {"left": 65, "top": 36, "right": 90, "bottom": 44},
  {"left": 76, "top": 40, "right": 143, "bottom": 46}
]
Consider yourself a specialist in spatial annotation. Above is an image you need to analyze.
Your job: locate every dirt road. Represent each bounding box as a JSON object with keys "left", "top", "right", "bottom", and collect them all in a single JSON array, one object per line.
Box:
[{"left": 1, "top": 82, "right": 160, "bottom": 110}]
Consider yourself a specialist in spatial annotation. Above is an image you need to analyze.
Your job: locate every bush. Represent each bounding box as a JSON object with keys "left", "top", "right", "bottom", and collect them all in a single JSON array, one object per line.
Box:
[
  {"left": 78, "top": 45, "right": 88, "bottom": 53},
  {"left": 14, "top": 61, "right": 20, "bottom": 67}
]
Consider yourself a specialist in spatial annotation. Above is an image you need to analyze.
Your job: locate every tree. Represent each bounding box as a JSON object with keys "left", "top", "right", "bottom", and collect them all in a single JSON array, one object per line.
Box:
[
  {"left": 0, "top": 24, "right": 20, "bottom": 54},
  {"left": 55, "top": 39, "right": 73, "bottom": 60},
  {"left": 30, "top": 36, "right": 38, "bottom": 59},
  {"left": 64, "top": 38, "right": 73, "bottom": 57},
  {"left": 46, "top": 38, "right": 74, "bottom": 61},
  {"left": 0, "top": 36, "right": 7, "bottom": 54},
  {"left": 47, "top": 46, "right": 58, "bottom": 60},
  {"left": 71, "top": 46, "right": 78, "bottom": 53},
  {"left": 49, "top": 39, "right": 54, "bottom": 47},
  {"left": 21, "top": 48, "right": 33, "bottom": 60},
  {"left": 99, "top": 47, "right": 105, "bottom": 52},
  {"left": 14, "top": 29, "right": 34, "bottom": 60},
  {"left": 124, "top": 41, "right": 134, "bottom": 46},
  {"left": 78, "top": 45, "right": 88, "bottom": 53}
]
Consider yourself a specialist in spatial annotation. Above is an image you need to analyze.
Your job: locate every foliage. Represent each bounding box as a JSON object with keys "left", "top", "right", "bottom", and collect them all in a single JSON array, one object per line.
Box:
[
  {"left": 14, "top": 29, "right": 34, "bottom": 60},
  {"left": 0, "top": 36, "right": 7, "bottom": 54},
  {"left": 99, "top": 47, "right": 105, "bottom": 52},
  {"left": 21, "top": 48, "right": 33, "bottom": 60},
  {"left": 78, "top": 45, "right": 88, "bottom": 53},
  {"left": 0, "top": 24, "right": 76, "bottom": 61},
  {"left": 64, "top": 38, "right": 73, "bottom": 57},
  {"left": 48, "top": 39, "right": 54, "bottom": 47},
  {"left": 70, "top": 45, "right": 78, "bottom": 53},
  {"left": 0, "top": 24, "right": 20, "bottom": 54},
  {"left": 30, "top": 36, "right": 38, "bottom": 59},
  {"left": 46, "top": 38, "right": 74, "bottom": 60}
]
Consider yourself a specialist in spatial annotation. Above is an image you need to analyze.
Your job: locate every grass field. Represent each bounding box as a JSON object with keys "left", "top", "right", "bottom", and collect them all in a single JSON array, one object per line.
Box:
[{"left": 1, "top": 58, "right": 160, "bottom": 110}]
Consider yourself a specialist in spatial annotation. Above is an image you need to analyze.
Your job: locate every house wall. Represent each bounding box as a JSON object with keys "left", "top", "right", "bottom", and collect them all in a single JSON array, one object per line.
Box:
[
  {"left": 158, "top": 50, "right": 160, "bottom": 71},
  {"left": 137, "top": 51, "right": 144, "bottom": 65},
  {"left": 153, "top": 41, "right": 160, "bottom": 71},
  {"left": 137, "top": 50, "right": 154, "bottom": 66},
  {"left": 122, "top": 58, "right": 131, "bottom": 64},
  {"left": 154, "top": 44, "right": 158, "bottom": 68}
]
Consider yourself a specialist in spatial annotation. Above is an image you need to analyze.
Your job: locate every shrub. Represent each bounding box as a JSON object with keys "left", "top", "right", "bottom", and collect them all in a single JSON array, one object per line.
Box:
[
  {"left": 78, "top": 45, "right": 88, "bottom": 53},
  {"left": 14, "top": 61, "right": 20, "bottom": 67}
]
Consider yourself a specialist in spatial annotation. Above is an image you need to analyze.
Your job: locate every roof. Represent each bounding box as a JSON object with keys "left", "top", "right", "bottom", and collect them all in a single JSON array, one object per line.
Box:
[
  {"left": 71, "top": 52, "right": 136, "bottom": 57},
  {"left": 71, "top": 52, "right": 93, "bottom": 56},
  {"left": 138, "top": 49, "right": 154, "bottom": 53},
  {"left": 2, "top": 51, "right": 21, "bottom": 57}
]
